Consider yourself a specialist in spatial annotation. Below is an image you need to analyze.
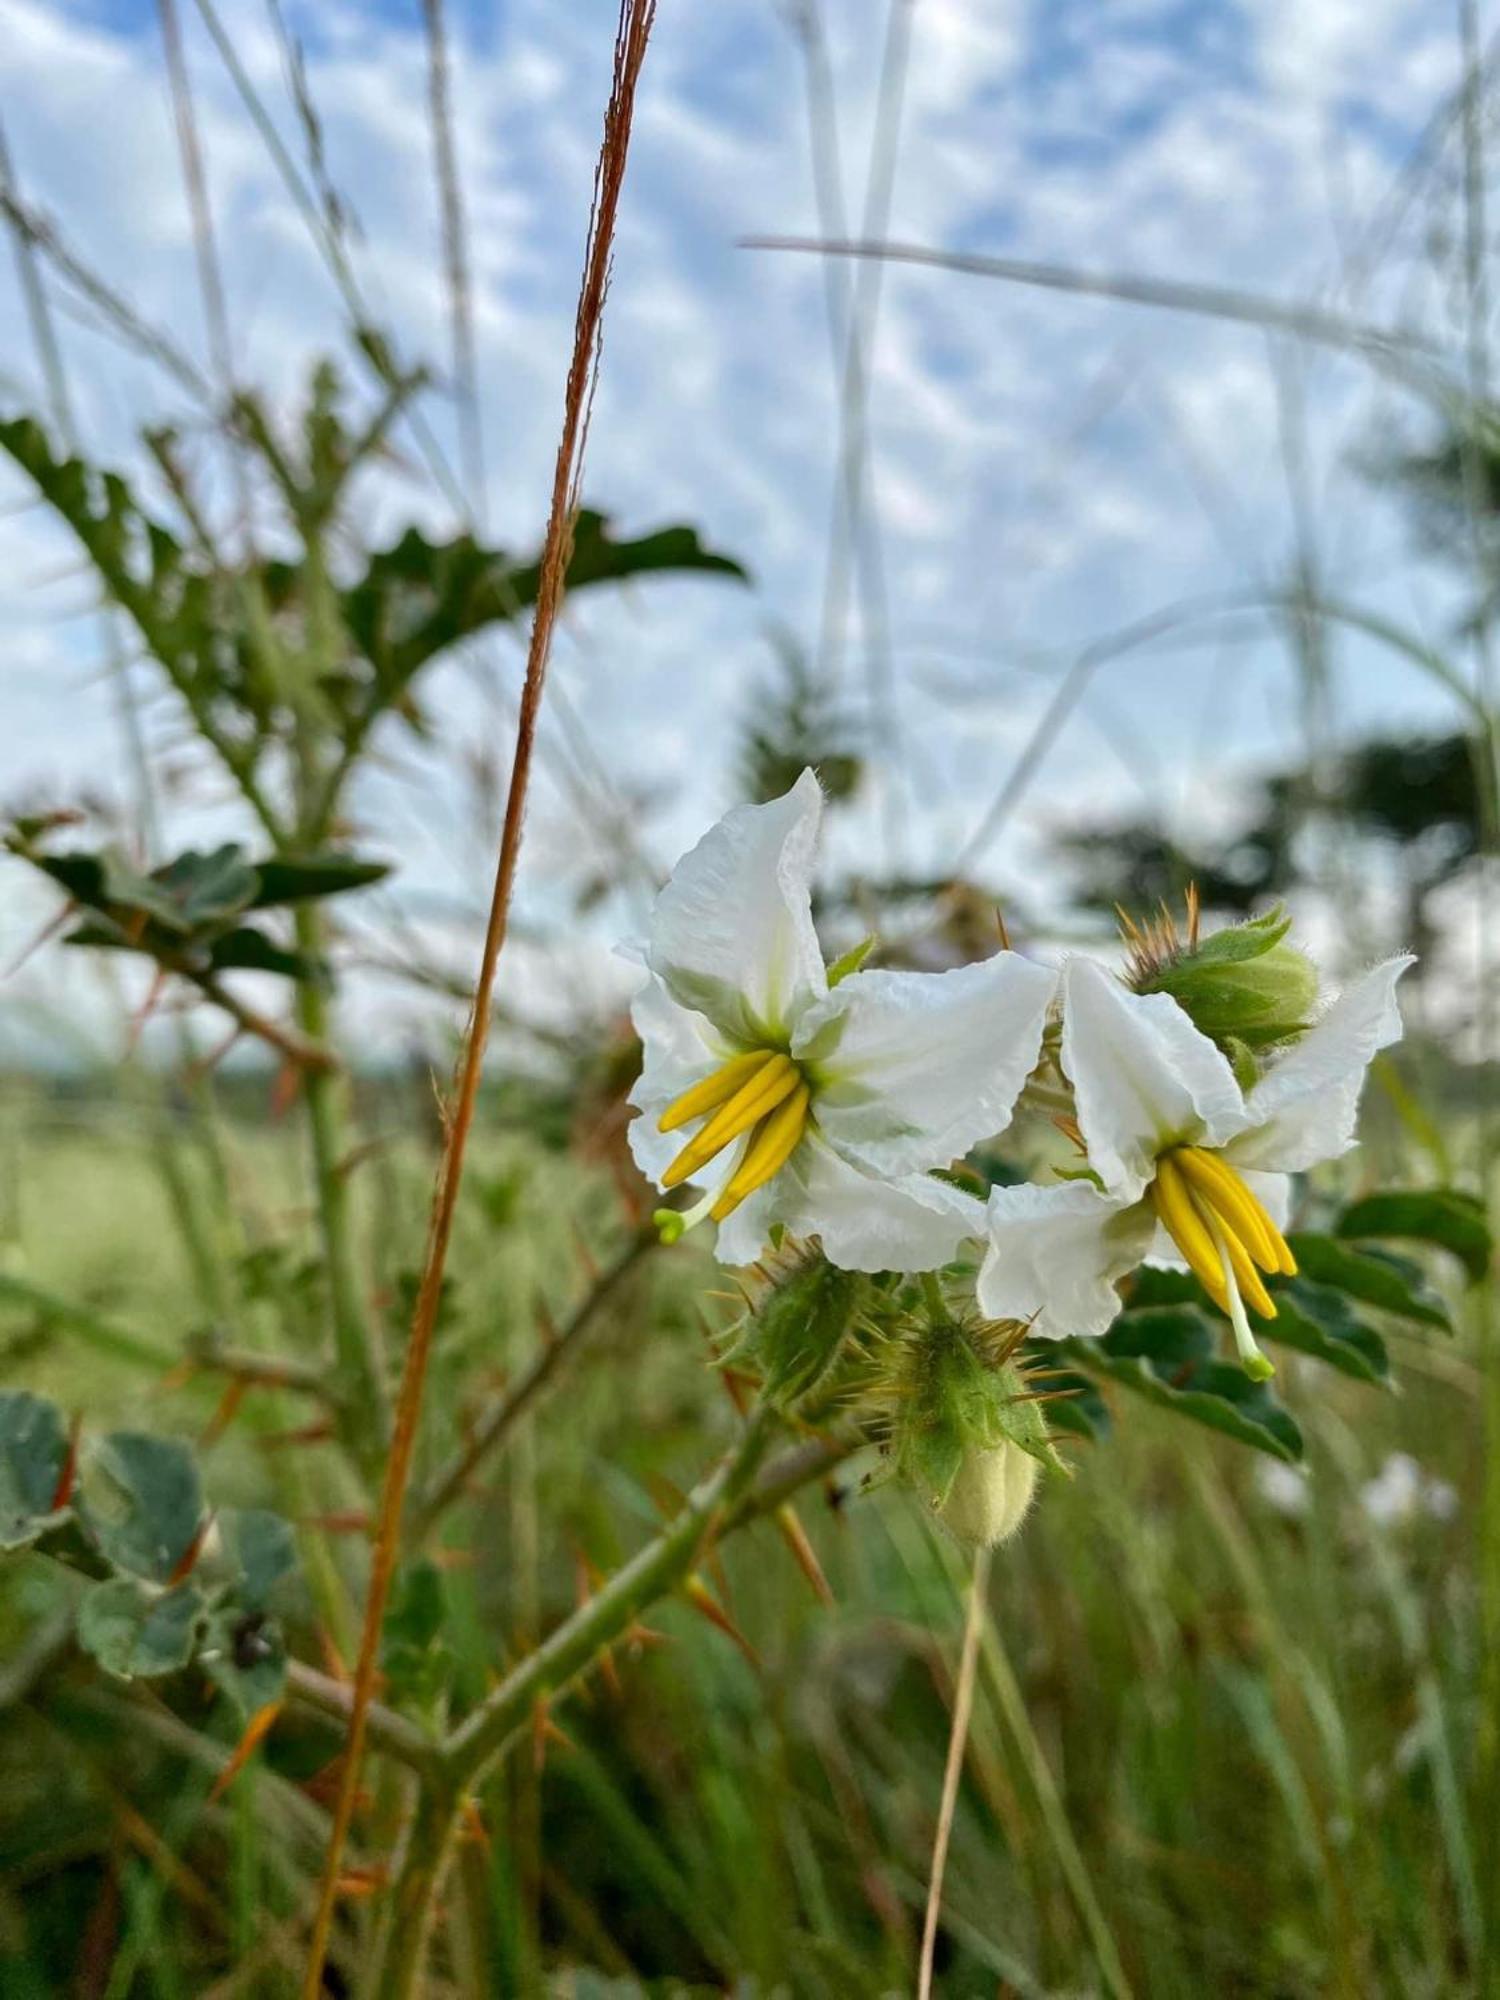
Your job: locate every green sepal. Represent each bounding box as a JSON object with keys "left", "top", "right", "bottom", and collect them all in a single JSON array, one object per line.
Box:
[
  {"left": 826, "top": 935, "right": 877, "bottom": 987},
  {"left": 1135, "top": 905, "right": 1318, "bottom": 1053},
  {"left": 731, "top": 1255, "right": 867, "bottom": 1408}
]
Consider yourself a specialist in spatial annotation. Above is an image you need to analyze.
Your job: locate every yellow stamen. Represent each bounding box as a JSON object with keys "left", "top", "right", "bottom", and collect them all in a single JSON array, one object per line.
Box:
[
  {"left": 661, "top": 1054, "right": 799, "bottom": 1188},
  {"left": 658, "top": 1050, "right": 774, "bottom": 1134},
  {"left": 1175, "top": 1146, "right": 1296, "bottom": 1277},
  {"left": 1149, "top": 1155, "right": 1230, "bottom": 1309},
  {"left": 711, "top": 1085, "right": 811, "bottom": 1221}
]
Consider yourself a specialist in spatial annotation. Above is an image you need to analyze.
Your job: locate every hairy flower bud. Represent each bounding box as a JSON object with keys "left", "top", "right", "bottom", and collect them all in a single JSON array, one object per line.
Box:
[
  {"left": 938, "top": 1438, "right": 1040, "bottom": 1547},
  {"left": 1134, "top": 906, "right": 1318, "bottom": 1055}
]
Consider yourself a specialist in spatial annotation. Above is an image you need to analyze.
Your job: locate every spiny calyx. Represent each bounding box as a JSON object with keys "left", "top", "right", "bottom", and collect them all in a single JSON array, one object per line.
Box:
[
  {"left": 1149, "top": 1145, "right": 1296, "bottom": 1379},
  {"left": 658, "top": 1050, "right": 812, "bottom": 1223}
]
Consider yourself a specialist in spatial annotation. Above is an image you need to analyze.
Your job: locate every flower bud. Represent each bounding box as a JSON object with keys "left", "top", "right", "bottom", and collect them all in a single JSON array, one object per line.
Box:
[
  {"left": 1135, "top": 906, "right": 1318, "bottom": 1054},
  {"left": 938, "top": 1439, "right": 1040, "bottom": 1547}
]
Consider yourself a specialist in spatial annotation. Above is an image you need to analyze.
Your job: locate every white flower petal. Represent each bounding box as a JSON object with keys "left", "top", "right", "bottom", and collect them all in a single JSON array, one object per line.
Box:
[
  {"left": 1225, "top": 957, "right": 1415, "bottom": 1174},
  {"left": 978, "top": 1178, "right": 1156, "bottom": 1338},
  {"left": 793, "top": 953, "right": 1057, "bottom": 1176},
  {"left": 646, "top": 769, "right": 827, "bottom": 1044},
  {"left": 626, "top": 973, "right": 729, "bottom": 1186},
  {"left": 1061, "top": 956, "right": 1247, "bottom": 1195},
  {"left": 711, "top": 1182, "right": 783, "bottom": 1268},
  {"left": 716, "top": 1135, "right": 985, "bottom": 1272}
]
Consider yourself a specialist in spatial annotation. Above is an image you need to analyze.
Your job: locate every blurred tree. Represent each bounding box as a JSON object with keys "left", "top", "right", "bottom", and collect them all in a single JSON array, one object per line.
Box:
[{"left": 735, "top": 629, "right": 862, "bottom": 806}]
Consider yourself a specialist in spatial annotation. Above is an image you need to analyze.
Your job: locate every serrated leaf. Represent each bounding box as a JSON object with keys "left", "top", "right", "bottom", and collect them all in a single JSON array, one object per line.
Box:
[
  {"left": 249, "top": 852, "right": 391, "bottom": 907},
  {"left": 79, "top": 1576, "right": 203, "bottom": 1679},
  {"left": 1257, "top": 1278, "right": 1389, "bottom": 1384},
  {"left": 1336, "top": 1187, "right": 1491, "bottom": 1284},
  {"left": 0, "top": 1392, "right": 71, "bottom": 1551},
  {"left": 1286, "top": 1233, "right": 1451, "bottom": 1330},
  {"left": 83, "top": 1432, "right": 204, "bottom": 1584},
  {"left": 1062, "top": 1306, "right": 1303, "bottom": 1462}
]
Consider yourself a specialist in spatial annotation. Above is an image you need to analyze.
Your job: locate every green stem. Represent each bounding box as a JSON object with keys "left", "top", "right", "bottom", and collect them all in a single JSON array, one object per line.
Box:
[
  {"left": 362, "top": 1403, "right": 781, "bottom": 1998},
  {"left": 293, "top": 901, "right": 388, "bottom": 1464}
]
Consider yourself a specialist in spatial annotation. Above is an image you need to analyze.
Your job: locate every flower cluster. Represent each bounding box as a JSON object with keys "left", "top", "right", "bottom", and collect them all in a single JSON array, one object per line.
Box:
[{"left": 627, "top": 771, "right": 1412, "bottom": 1523}]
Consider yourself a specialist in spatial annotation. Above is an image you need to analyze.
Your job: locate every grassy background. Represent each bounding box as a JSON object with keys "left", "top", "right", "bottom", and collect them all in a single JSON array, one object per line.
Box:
[{"left": 0, "top": 1061, "right": 1482, "bottom": 1998}]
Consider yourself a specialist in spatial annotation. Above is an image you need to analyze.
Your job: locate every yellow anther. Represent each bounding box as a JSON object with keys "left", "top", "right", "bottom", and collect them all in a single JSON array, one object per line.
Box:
[
  {"left": 657, "top": 1050, "right": 774, "bottom": 1134},
  {"left": 710, "top": 1084, "right": 811, "bottom": 1222},
  {"left": 661, "top": 1054, "right": 799, "bottom": 1188},
  {"left": 1149, "top": 1155, "right": 1230, "bottom": 1309},
  {"left": 1175, "top": 1146, "right": 1296, "bottom": 1276}
]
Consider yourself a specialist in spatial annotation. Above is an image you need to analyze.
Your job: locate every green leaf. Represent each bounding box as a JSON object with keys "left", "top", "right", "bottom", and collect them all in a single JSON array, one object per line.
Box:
[
  {"left": 1257, "top": 1278, "right": 1389, "bottom": 1385},
  {"left": 249, "top": 852, "right": 391, "bottom": 907},
  {"left": 1285, "top": 1232, "right": 1451, "bottom": 1330},
  {"left": 1062, "top": 1306, "right": 1303, "bottom": 1462},
  {"left": 207, "top": 926, "right": 321, "bottom": 982},
  {"left": 78, "top": 1576, "right": 203, "bottom": 1679},
  {"left": 342, "top": 512, "right": 747, "bottom": 713},
  {"left": 731, "top": 1257, "right": 866, "bottom": 1407},
  {"left": 149, "top": 846, "right": 260, "bottom": 928},
  {"left": 217, "top": 1509, "right": 298, "bottom": 1610},
  {"left": 201, "top": 1607, "right": 289, "bottom": 1717},
  {"left": 1335, "top": 1188, "right": 1492, "bottom": 1284},
  {"left": 0, "top": 1392, "right": 71, "bottom": 1551},
  {"left": 83, "top": 1432, "right": 204, "bottom": 1584}
]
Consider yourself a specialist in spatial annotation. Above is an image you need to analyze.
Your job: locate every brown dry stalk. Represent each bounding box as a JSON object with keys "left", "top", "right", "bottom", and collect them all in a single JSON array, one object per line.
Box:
[
  {"left": 918, "top": 1545, "right": 992, "bottom": 2000},
  {"left": 299, "top": 4, "right": 658, "bottom": 1992}
]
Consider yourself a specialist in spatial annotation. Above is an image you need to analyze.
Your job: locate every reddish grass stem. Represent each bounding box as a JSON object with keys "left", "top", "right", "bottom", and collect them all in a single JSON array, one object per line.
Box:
[{"left": 299, "top": 6, "right": 658, "bottom": 1992}]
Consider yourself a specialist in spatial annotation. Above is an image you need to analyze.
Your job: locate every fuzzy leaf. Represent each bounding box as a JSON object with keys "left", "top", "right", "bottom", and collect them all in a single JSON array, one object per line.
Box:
[
  {"left": 83, "top": 1432, "right": 204, "bottom": 1584},
  {"left": 0, "top": 1392, "right": 71, "bottom": 1551},
  {"left": 78, "top": 1577, "right": 203, "bottom": 1679},
  {"left": 1335, "top": 1188, "right": 1491, "bottom": 1284}
]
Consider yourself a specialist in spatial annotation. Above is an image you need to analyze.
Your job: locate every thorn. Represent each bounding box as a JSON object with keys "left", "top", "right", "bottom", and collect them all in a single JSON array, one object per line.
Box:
[
  {"left": 332, "top": 1866, "right": 388, "bottom": 1901},
  {"left": 124, "top": 966, "right": 168, "bottom": 1059},
  {"left": 1187, "top": 880, "right": 1201, "bottom": 950},
  {"left": 209, "top": 1701, "right": 282, "bottom": 1801},
  {"left": 167, "top": 1512, "right": 213, "bottom": 1587},
  {"left": 158, "top": 1358, "right": 199, "bottom": 1394},
  {"left": 774, "top": 1503, "right": 833, "bottom": 1606},
  {"left": 50, "top": 1410, "right": 83, "bottom": 1512},
  {"left": 458, "top": 1796, "right": 491, "bottom": 1851},
  {"left": 268, "top": 1060, "right": 302, "bottom": 1122},
  {"left": 259, "top": 1418, "right": 336, "bottom": 1451},
  {"left": 994, "top": 904, "right": 1012, "bottom": 952},
  {"left": 199, "top": 1378, "right": 249, "bottom": 1449},
  {"left": 302, "top": 1510, "right": 372, "bottom": 1535},
  {"left": 681, "top": 1574, "right": 760, "bottom": 1668}
]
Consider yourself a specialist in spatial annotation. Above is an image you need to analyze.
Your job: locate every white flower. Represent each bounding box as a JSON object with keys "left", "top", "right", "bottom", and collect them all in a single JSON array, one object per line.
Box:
[
  {"left": 978, "top": 950, "right": 1414, "bottom": 1375},
  {"left": 628, "top": 770, "right": 1056, "bottom": 1272}
]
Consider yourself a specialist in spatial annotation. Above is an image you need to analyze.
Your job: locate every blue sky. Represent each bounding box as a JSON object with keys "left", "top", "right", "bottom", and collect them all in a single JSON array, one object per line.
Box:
[{"left": 0, "top": 0, "right": 1486, "bottom": 1051}]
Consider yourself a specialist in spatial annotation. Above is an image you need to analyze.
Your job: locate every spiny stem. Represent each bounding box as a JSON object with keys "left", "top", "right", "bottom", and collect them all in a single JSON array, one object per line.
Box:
[
  {"left": 298, "top": 9, "right": 658, "bottom": 1991},
  {"left": 918, "top": 1545, "right": 991, "bottom": 2000},
  {"left": 364, "top": 1400, "right": 780, "bottom": 1998}
]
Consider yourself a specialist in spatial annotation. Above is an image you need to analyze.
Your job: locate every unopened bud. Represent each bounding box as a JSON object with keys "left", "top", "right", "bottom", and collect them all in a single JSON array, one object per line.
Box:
[
  {"left": 938, "top": 1439, "right": 1040, "bottom": 1548},
  {"left": 1136, "top": 906, "right": 1318, "bottom": 1054}
]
